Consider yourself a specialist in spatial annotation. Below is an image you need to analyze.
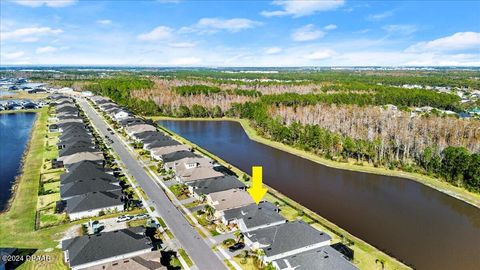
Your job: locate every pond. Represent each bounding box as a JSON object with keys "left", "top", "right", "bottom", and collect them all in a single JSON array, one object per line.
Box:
[{"left": 159, "top": 120, "right": 480, "bottom": 270}]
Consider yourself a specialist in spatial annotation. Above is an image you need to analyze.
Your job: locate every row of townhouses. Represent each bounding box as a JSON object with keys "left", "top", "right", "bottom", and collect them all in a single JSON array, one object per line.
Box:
[{"left": 48, "top": 94, "right": 158, "bottom": 270}]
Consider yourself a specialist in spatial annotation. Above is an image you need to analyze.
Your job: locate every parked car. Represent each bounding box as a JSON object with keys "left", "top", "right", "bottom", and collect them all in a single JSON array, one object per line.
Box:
[
  {"left": 116, "top": 215, "right": 132, "bottom": 222},
  {"left": 229, "top": 242, "right": 245, "bottom": 252},
  {"left": 136, "top": 213, "right": 149, "bottom": 219}
]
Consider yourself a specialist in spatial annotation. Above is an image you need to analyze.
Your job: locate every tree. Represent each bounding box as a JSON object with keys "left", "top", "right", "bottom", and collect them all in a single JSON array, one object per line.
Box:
[
  {"left": 212, "top": 105, "right": 223, "bottom": 118},
  {"left": 204, "top": 204, "right": 215, "bottom": 220},
  {"left": 234, "top": 231, "right": 244, "bottom": 243},
  {"left": 441, "top": 146, "right": 471, "bottom": 183},
  {"left": 465, "top": 153, "right": 480, "bottom": 191}
]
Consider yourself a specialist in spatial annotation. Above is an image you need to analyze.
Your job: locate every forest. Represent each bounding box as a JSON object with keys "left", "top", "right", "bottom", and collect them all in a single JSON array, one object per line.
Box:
[{"left": 62, "top": 72, "right": 480, "bottom": 192}]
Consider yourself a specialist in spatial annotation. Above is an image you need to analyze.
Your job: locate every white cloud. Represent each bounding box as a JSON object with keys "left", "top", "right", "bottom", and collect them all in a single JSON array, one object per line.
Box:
[
  {"left": 304, "top": 49, "right": 335, "bottom": 60},
  {"left": 367, "top": 10, "right": 394, "bottom": 21},
  {"left": 324, "top": 24, "right": 337, "bottom": 31},
  {"left": 383, "top": 24, "right": 417, "bottom": 35},
  {"left": 2, "top": 51, "right": 25, "bottom": 60},
  {"left": 169, "top": 57, "right": 201, "bottom": 65},
  {"left": 97, "top": 19, "right": 112, "bottom": 25},
  {"left": 13, "top": 0, "right": 76, "bottom": 7},
  {"left": 261, "top": 0, "right": 345, "bottom": 18},
  {"left": 180, "top": 18, "right": 260, "bottom": 34},
  {"left": 137, "top": 26, "right": 173, "bottom": 41},
  {"left": 265, "top": 47, "right": 283, "bottom": 54},
  {"left": 168, "top": 42, "right": 197, "bottom": 48},
  {"left": 291, "top": 24, "right": 325, "bottom": 42},
  {"left": 36, "top": 46, "right": 57, "bottom": 54},
  {"left": 407, "top": 32, "right": 480, "bottom": 52},
  {"left": 1, "top": 26, "right": 63, "bottom": 42}
]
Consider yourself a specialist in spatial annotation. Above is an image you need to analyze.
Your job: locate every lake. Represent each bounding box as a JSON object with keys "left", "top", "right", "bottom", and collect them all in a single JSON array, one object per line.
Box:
[
  {"left": 159, "top": 120, "right": 480, "bottom": 270},
  {"left": 0, "top": 112, "right": 36, "bottom": 212}
]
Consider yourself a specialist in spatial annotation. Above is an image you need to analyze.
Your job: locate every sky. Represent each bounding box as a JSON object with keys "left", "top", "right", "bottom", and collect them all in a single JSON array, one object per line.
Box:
[{"left": 1, "top": 0, "right": 479, "bottom": 67}]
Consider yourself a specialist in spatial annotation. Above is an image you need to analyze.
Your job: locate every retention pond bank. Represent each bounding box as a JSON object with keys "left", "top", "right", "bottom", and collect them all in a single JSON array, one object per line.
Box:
[
  {"left": 159, "top": 119, "right": 480, "bottom": 270},
  {"left": 0, "top": 112, "right": 36, "bottom": 212}
]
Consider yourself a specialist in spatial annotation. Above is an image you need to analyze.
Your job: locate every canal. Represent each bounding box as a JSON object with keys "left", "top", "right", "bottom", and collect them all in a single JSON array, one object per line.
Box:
[
  {"left": 159, "top": 120, "right": 480, "bottom": 270},
  {"left": 0, "top": 112, "right": 36, "bottom": 212}
]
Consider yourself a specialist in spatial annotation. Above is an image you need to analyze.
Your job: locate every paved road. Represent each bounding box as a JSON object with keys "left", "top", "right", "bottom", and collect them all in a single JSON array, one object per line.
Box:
[{"left": 79, "top": 99, "right": 226, "bottom": 270}]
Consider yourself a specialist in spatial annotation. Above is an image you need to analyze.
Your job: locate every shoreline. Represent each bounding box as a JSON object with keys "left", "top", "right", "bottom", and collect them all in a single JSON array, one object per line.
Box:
[
  {"left": 150, "top": 115, "right": 480, "bottom": 209},
  {"left": 0, "top": 109, "right": 40, "bottom": 214},
  {"left": 153, "top": 116, "right": 411, "bottom": 269}
]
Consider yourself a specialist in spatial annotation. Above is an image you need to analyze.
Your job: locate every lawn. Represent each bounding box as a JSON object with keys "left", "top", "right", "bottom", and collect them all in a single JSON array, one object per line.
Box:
[
  {"left": 43, "top": 181, "right": 60, "bottom": 193},
  {"left": 169, "top": 184, "right": 190, "bottom": 200},
  {"left": 16, "top": 250, "right": 68, "bottom": 270},
  {"left": 177, "top": 249, "right": 194, "bottom": 267},
  {"left": 37, "top": 193, "right": 60, "bottom": 209},
  {"left": 233, "top": 255, "right": 262, "bottom": 270},
  {"left": 0, "top": 107, "right": 63, "bottom": 248}
]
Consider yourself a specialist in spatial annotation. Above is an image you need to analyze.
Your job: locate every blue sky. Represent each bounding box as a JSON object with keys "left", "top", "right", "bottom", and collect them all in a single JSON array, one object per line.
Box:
[{"left": 1, "top": 0, "right": 479, "bottom": 66}]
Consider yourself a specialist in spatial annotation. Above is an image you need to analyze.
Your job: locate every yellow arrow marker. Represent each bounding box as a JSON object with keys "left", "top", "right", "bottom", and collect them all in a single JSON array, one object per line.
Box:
[{"left": 247, "top": 166, "right": 268, "bottom": 204}]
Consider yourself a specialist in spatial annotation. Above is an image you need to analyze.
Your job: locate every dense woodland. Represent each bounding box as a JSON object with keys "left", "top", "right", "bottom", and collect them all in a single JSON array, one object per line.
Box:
[{"left": 66, "top": 72, "right": 480, "bottom": 192}]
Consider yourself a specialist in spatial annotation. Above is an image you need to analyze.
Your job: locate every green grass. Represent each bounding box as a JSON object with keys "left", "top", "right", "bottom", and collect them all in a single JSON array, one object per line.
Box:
[
  {"left": 127, "top": 218, "right": 148, "bottom": 228},
  {"left": 42, "top": 182, "right": 59, "bottom": 193},
  {"left": 169, "top": 184, "right": 190, "bottom": 200},
  {"left": 0, "top": 108, "right": 63, "bottom": 248},
  {"left": 178, "top": 249, "right": 194, "bottom": 267},
  {"left": 16, "top": 250, "right": 68, "bottom": 270},
  {"left": 37, "top": 193, "right": 60, "bottom": 210}
]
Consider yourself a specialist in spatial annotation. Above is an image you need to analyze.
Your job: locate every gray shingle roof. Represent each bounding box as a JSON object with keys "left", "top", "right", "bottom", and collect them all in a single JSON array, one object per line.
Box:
[
  {"left": 188, "top": 175, "right": 246, "bottom": 196},
  {"left": 246, "top": 221, "right": 331, "bottom": 258},
  {"left": 60, "top": 178, "right": 121, "bottom": 199},
  {"left": 65, "top": 190, "right": 123, "bottom": 214},
  {"left": 273, "top": 246, "right": 358, "bottom": 270},
  {"left": 59, "top": 145, "right": 99, "bottom": 157},
  {"left": 61, "top": 161, "right": 115, "bottom": 184},
  {"left": 223, "top": 201, "right": 285, "bottom": 230},
  {"left": 161, "top": 150, "right": 198, "bottom": 162},
  {"left": 133, "top": 131, "right": 162, "bottom": 140},
  {"left": 62, "top": 227, "right": 153, "bottom": 268},
  {"left": 145, "top": 140, "right": 181, "bottom": 150}
]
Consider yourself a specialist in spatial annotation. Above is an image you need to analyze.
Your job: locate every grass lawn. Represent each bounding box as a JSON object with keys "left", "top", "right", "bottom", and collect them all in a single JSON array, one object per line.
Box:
[
  {"left": 16, "top": 250, "right": 69, "bottom": 270},
  {"left": 0, "top": 107, "right": 63, "bottom": 248},
  {"left": 43, "top": 182, "right": 60, "bottom": 193},
  {"left": 37, "top": 193, "right": 60, "bottom": 210},
  {"left": 40, "top": 171, "right": 62, "bottom": 183},
  {"left": 169, "top": 184, "right": 190, "bottom": 200},
  {"left": 233, "top": 255, "right": 262, "bottom": 270},
  {"left": 127, "top": 218, "right": 148, "bottom": 228},
  {"left": 178, "top": 249, "right": 194, "bottom": 267},
  {"left": 39, "top": 207, "right": 67, "bottom": 228}
]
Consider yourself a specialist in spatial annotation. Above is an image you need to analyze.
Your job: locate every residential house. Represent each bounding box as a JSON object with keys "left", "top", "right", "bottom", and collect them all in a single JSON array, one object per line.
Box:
[
  {"left": 168, "top": 156, "right": 212, "bottom": 173},
  {"left": 207, "top": 189, "right": 254, "bottom": 218},
  {"left": 245, "top": 221, "right": 331, "bottom": 263},
  {"left": 62, "top": 227, "right": 154, "bottom": 270},
  {"left": 60, "top": 178, "right": 121, "bottom": 200},
  {"left": 176, "top": 166, "right": 224, "bottom": 183},
  {"left": 125, "top": 124, "right": 157, "bottom": 136},
  {"left": 160, "top": 151, "right": 199, "bottom": 165},
  {"left": 61, "top": 161, "right": 116, "bottom": 185},
  {"left": 187, "top": 175, "right": 245, "bottom": 199},
  {"left": 222, "top": 201, "right": 286, "bottom": 232},
  {"left": 143, "top": 139, "right": 180, "bottom": 150},
  {"left": 150, "top": 145, "right": 191, "bottom": 161},
  {"left": 65, "top": 190, "right": 124, "bottom": 220},
  {"left": 60, "top": 152, "right": 104, "bottom": 167},
  {"left": 272, "top": 246, "right": 358, "bottom": 270}
]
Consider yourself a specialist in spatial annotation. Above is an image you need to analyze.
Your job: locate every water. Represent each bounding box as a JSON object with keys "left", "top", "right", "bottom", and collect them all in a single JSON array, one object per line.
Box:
[
  {"left": 159, "top": 120, "right": 480, "bottom": 270},
  {"left": 0, "top": 112, "right": 36, "bottom": 211}
]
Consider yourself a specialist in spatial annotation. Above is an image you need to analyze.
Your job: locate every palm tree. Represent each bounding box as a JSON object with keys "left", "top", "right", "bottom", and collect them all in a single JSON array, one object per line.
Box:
[
  {"left": 234, "top": 231, "right": 244, "bottom": 243},
  {"left": 204, "top": 204, "right": 215, "bottom": 220},
  {"left": 254, "top": 249, "right": 265, "bottom": 267}
]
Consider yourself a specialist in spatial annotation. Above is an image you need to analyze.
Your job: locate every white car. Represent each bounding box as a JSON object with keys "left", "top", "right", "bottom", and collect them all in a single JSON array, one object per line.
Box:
[{"left": 116, "top": 215, "right": 131, "bottom": 222}]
